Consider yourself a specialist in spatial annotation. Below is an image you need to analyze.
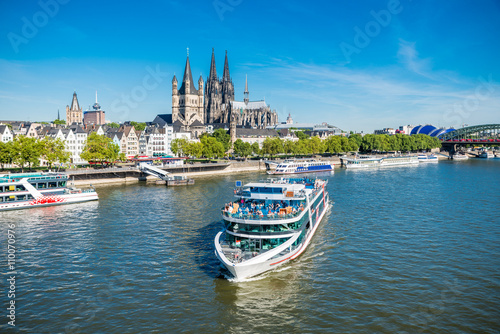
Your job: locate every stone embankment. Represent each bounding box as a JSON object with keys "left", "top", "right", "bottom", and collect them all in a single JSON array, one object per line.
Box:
[{"left": 71, "top": 157, "right": 343, "bottom": 186}]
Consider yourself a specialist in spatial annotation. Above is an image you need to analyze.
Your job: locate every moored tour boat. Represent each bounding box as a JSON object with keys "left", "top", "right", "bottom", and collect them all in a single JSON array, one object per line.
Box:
[
  {"left": 418, "top": 154, "right": 439, "bottom": 163},
  {"left": 267, "top": 159, "right": 333, "bottom": 175},
  {"left": 452, "top": 153, "right": 469, "bottom": 160},
  {"left": 342, "top": 154, "right": 419, "bottom": 168},
  {"left": 214, "top": 177, "right": 329, "bottom": 279},
  {"left": 478, "top": 151, "right": 494, "bottom": 159},
  {"left": 0, "top": 172, "right": 98, "bottom": 211}
]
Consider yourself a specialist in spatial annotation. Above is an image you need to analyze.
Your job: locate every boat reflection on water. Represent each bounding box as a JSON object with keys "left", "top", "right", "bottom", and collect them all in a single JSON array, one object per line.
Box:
[{"left": 214, "top": 266, "right": 306, "bottom": 333}]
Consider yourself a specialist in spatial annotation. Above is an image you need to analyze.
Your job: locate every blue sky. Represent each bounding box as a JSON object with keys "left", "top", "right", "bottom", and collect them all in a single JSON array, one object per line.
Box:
[{"left": 0, "top": 0, "right": 499, "bottom": 132}]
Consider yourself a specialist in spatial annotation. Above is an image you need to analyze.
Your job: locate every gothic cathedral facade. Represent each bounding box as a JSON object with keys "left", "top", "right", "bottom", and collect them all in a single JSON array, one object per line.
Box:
[{"left": 171, "top": 49, "right": 278, "bottom": 136}]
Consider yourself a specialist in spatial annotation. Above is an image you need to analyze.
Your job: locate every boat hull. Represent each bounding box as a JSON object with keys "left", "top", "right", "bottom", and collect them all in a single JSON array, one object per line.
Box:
[
  {"left": 215, "top": 200, "right": 329, "bottom": 280},
  {"left": 0, "top": 192, "right": 98, "bottom": 211},
  {"left": 267, "top": 166, "right": 334, "bottom": 175}
]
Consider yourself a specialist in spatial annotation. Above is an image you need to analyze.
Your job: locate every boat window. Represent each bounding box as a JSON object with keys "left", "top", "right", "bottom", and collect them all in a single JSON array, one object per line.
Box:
[
  {"left": 6, "top": 196, "right": 15, "bottom": 202},
  {"left": 0, "top": 197, "right": 3, "bottom": 202},
  {"left": 15, "top": 185, "right": 25, "bottom": 191},
  {"left": 16, "top": 195, "right": 26, "bottom": 201},
  {"left": 6, "top": 185, "right": 15, "bottom": 192},
  {"left": 37, "top": 183, "right": 47, "bottom": 189},
  {"left": 58, "top": 181, "right": 66, "bottom": 187},
  {"left": 27, "top": 194, "right": 33, "bottom": 200},
  {"left": 48, "top": 182, "right": 57, "bottom": 188}
]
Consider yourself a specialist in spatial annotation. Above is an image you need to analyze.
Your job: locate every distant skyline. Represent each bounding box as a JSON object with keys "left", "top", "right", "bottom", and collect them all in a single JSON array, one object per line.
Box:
[{"left": 1, "top": 0, "right": 499, "bottom": 132}]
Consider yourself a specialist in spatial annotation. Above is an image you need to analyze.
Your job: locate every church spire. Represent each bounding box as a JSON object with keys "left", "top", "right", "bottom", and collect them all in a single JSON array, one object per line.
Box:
[
  {"left": 209, "top": 48, "right": 217, "bottom": 80},
  {"left": 70, "top": 91, "right": 80, "bottom": 111},
  {"left": 222, "top": 50, "right": 230, "bottom": 82},
  {"left": 244, "top": 74, "right": 249, "bottom": 104},
  {"left": 179, "top": 50, "right": 196, "bottom": 94}
]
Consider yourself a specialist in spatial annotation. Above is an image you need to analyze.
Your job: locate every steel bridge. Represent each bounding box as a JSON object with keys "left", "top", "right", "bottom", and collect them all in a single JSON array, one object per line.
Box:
[
  {"left": 440, "top": 124, "right": 500, "bottom": 141},
  {"left": 440, "top": 124, "right": 500, "bottom": 153}
]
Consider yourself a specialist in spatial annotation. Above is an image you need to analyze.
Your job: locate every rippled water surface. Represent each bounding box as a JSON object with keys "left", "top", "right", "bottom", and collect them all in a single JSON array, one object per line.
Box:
[{"left": 1, "top": 159, "right": 499, "bottom": 333}]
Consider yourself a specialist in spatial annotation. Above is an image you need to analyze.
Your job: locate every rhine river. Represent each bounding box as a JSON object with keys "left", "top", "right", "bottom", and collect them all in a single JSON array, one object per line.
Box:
[{"left": 1, "top": 159, "right": 499, "bottom": 333}]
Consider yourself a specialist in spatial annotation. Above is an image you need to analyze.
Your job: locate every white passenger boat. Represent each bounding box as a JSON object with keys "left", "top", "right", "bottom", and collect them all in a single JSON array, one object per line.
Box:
[
  {"left": 342, "top": 156, "right": 381, "bottom": 169},
  {"left": 267, "top": 159, "right": 333, "bottom": 175},
  {"left": 418, "top": 154, "right": 439, "bottom": 163},
  {"left": 0, "top": 172, "right": 98, "bottom": 211},
  {"left": 342, "top": 155, "right": 419, "bottom": 168},
  {"left": 214, "top": 177, "right": 329, "bottom": 279},
  {"left": 478, "top": 151, "right": 494, "bottom": 159},
  {"left": 452, "top": 153, "right": 469, "bottom": 160},
  {"left": 380, "top": 155, "right": 419, "bottom": 167}
]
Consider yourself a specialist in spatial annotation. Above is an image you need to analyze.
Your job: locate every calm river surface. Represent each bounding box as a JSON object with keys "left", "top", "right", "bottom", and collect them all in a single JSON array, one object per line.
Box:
[{"left": 1, "top": 159, "right": 499, "bottom": 333}]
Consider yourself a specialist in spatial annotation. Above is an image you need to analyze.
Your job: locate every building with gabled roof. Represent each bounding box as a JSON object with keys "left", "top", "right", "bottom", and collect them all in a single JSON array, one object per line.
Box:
[{"left": 0, "top": 125, "right": 13, "bottom": 143}]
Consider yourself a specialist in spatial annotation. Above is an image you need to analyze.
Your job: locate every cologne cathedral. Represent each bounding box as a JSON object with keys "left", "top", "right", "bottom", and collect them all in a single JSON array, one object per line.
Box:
[{"left": 171, "top": 49, "right": 278, "bottom": 137}]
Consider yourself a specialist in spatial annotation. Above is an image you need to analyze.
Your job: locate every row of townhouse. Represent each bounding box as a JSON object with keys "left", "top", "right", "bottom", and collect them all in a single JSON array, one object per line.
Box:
[{"left": 0, "top": 121, "right": 185, "bottom": 164}]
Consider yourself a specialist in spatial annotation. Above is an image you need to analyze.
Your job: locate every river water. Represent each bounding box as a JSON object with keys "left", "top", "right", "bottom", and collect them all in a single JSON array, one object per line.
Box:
[{"left": 1, "top": 159, "right": 499, "bottom": 333}]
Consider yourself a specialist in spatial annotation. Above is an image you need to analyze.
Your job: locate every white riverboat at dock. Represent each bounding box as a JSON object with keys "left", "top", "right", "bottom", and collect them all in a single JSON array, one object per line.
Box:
[
  {"left": 342, "top": 154, "right": 419, "bottom": 169},
  {"left": 0, "top": 172, "right": 98, "bottom": 211},
  {"left": 267, "top": 159, "right": 333, "bottom": 175},
  {"left": 214, "top": 177, "right": 329, "bottom": 279}
]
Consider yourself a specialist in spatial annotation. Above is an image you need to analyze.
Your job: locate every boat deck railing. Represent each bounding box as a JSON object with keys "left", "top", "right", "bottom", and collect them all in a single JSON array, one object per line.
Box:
[
  {"left": 0, "top": 173, "right": 67, "bottom": 183},
  {"left": 220, "top": 239, "right": 301, "bottom": 264}
]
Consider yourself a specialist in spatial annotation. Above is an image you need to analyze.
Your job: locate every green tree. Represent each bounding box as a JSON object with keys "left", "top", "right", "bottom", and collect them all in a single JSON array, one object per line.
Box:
[
  {"left": 170, "top": 138, "right": 189, "bottom": 157},
  {"left": 53, "top": 119, "right": 66, "bottom": 125},
  {"left": 187, "top": 142, "right": 203, "bottom": 158},
  {"left": 349, "top": 133, "right": 362, "bottom": 147},
  {"left": 262, "top": 137, "right": 284, "bottom": 157},
  {"left": 108, "top": 122, "right": 120, "bottom": 128},
  {"left": 201, "top": 136, "right": 225, "bottom": 158},
  {"left": 40, "top": 137, "right": 70, "bottom": 169},
  {"left": 212, "top": 128, "right": 231, "bottom": 152},
  {"left": 309, "top": 136, "right": 323, "bottom": 154},
  {"left": 80, "top": 133, "right": 120, "bottom": 166},
  {"left": 284, "top": 140, "right": 297, "bottom": 155},
  {"left": 251, "top": 142, "right": 261, "bottom": 155},
  {"left": 11, "top": 136, "right": 41, "bottom": 172},
  {"left": 295, "top": 130, "right": 309, "bottom": 140},
  {"left": 0, "top": 141, "right": 15, "bottom": 170},
  {"left": 324, "top": 136, "right": 342, "bottom": 154},
  {"left": 233, "top": 139, "right": 252, "bottom": 158},
  {"left": 130, "top": 121, "right": 146, "bottom": 131}
]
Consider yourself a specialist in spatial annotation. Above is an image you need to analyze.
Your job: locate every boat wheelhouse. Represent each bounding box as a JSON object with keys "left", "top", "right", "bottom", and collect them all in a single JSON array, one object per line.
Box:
[
  {"left": 0, "top": 172, "right": 98, "bottom": 211},
  {"left": 214, "top": 177, "right": 329, "bottom": 279},
  {"left": 267, "top": 159, "right": 333, "bottom": 175}
]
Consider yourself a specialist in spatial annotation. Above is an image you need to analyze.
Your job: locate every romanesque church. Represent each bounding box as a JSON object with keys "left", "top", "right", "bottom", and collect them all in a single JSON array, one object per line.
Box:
[{"left": 171, "top": 49, "right": 278, "bottom": 138}]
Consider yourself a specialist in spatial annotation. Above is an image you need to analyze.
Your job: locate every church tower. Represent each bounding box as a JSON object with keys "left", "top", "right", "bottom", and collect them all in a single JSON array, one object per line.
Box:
[
  {"left": 172, "top": 74, "right": 179, "bottom": 122},
  {"left": 173, "top": 50, "right": 204, "bottom": 125},
  {"left": 244, "top": 74, "right": 249, "bottom": 104},
  {"left": 66, "top": 91, "right": 82, "bottom": 125},
  {"left": 204, "top": 48, "right": 221, "bottom": 124},
  {"left": 221, "top": 50, "right": 234, "bottom": 105}
]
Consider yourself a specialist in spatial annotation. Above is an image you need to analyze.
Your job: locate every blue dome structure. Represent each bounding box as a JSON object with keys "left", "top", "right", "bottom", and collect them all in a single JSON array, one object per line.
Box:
[{"left": 411, "top": 125, "right": 455, "bottom": 138}]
